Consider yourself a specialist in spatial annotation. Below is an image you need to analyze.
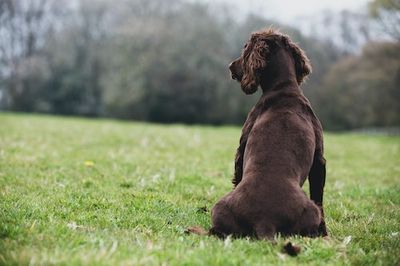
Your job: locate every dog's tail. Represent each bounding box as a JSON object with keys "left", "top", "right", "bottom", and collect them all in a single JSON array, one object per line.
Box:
[
  {"left": 282, "top": 242, "right": 301, "bottom": 256},
  {"left": 185, "top": 226, "right": 209, "bottom": 235}
]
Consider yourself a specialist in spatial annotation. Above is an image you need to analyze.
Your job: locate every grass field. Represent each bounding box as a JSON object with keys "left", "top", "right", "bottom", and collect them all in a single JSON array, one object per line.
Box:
[{"left": 0, "top": 113, "right": 399, "bottom": 265}]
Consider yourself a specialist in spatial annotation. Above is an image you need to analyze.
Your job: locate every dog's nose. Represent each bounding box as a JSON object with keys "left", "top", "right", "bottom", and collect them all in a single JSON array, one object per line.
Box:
[{"left": 229, "top": 62, "right": 238, "bottom": 80}]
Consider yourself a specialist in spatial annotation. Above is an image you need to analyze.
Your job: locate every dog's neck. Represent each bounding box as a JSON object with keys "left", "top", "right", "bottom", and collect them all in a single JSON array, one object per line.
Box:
[{"left": 260, "top": 48, "right": 298, "bottom": 94}]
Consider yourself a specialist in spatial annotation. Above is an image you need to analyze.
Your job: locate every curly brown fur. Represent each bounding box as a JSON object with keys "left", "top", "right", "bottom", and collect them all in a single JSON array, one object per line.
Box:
[
  {"left": 208, "top": 28, "right": 329, "bottom": 240},
  {"left": 240, "top": 35, "right": 269, "bottom": 94},
  {"left": 282, "top": 34, "right": 312, "bottom": 84},
  {"left": 231, "top": 28, "right": 311, "bottom": 96},
  {"left": 231, "top": 29, "right": 312, "bottom": 186}
]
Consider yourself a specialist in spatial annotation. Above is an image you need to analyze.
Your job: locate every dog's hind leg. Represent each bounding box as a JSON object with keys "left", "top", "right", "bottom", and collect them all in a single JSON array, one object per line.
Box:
[
  {"left": 292, "top": 201, "right": 321, "bottom": 237},
  {"left": 309, "top": 154, "right": 328, "bottom": 236},
  {"left": 210, "top": 199, "right": 243, "bottom": 238}
]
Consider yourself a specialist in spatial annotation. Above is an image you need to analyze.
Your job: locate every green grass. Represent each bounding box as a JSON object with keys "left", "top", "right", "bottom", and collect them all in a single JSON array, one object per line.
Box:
[{"left": 0, "top": 113, "right": 399, "bottom": 265}]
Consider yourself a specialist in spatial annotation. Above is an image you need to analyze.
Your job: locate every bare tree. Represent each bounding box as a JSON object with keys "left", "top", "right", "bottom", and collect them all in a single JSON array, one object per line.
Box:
[
  {"left": 0, "top": 0, "right": 55, "bottom": 109},
  {"left": 369, "top": 0, "right": 400, "bottom": 41}
]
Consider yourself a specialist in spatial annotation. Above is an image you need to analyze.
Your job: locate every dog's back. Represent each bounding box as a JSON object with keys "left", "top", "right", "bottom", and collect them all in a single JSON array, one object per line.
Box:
[{"left": 211, "top": 86, "right": 322, "bottom": 239}]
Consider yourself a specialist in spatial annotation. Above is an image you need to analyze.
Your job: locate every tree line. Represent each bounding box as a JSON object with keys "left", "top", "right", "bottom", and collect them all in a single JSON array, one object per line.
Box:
[{"left": 0, "top": 0, "right": 399, "bottom": 130}]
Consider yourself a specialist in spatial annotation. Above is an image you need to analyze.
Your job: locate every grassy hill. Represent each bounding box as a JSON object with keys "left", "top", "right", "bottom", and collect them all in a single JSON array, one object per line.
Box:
[{"left": 0, "top": 113, "right": 399, "bottom": 265}]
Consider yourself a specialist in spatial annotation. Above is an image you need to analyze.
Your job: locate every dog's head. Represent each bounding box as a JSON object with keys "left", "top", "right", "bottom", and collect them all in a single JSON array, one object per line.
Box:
[{"left": 229, "top": 28, "right": 311, "bottom": 94}]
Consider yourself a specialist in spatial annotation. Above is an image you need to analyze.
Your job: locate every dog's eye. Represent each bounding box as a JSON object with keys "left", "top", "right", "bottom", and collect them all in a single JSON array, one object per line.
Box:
[{"left": 244, "top": 43, "right": 248, "bottom": 49}]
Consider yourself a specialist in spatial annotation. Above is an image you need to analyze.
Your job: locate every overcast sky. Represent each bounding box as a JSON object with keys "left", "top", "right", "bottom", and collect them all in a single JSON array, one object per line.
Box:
[{"left": 197, "top": 0, "right": 370, "bottom": 25}]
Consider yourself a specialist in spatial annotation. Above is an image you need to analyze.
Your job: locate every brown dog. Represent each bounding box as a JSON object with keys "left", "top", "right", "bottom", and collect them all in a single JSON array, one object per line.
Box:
[{"left": 208, "top": 29, "right": 327, "bottom": 240}]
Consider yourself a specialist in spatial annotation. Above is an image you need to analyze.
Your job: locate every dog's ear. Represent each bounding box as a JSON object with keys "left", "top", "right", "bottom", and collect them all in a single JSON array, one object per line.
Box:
[
  {"left": 283, "top": 36, "right": 312, "bottom": 84},
  {"left": 241, "top": 38, "right": 269, "bottom": 94}
]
